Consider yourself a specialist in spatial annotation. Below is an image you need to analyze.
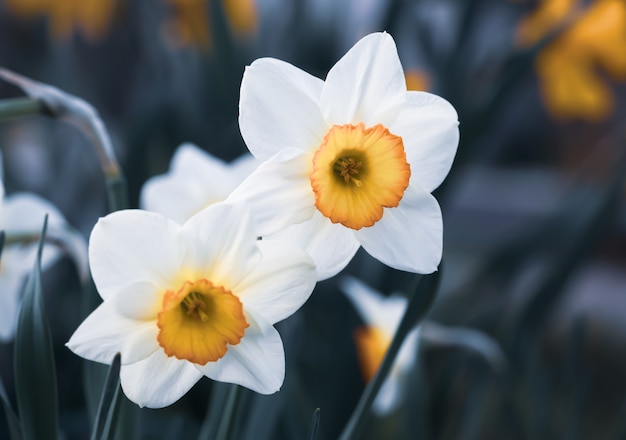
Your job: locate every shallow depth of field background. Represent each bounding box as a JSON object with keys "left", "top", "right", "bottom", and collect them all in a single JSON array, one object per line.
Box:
[{"left": 1, "top": 0, "right": 625, "bottom": 439}]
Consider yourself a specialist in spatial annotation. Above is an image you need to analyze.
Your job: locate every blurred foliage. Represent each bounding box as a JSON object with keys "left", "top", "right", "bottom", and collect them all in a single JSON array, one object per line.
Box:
[{"left": 0, "top": 0, "right": 625, "bottom": 439}]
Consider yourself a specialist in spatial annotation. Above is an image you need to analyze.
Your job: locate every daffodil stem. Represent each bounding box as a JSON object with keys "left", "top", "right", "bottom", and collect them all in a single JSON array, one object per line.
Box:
[
  {"left": 0, "top": 97, "right": 44, "bottom": 119},
  {"left": 106, "top": 172, "right": 129, "bottom": 212},
  {"left": 338, "top": 268, "right": 442, "bottom": 440},
  {"left": 215, "top": 384, "right": 242, "bottom": 440},
  {"left": 0, "top": 70, "right": 128, "bottom": 213}
]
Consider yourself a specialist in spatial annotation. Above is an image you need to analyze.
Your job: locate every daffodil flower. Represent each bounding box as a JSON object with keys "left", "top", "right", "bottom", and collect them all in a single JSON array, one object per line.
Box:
[
  {"left": 227, "top": 32, "right": 459, "bottom": 279},
  {"left": 517, "top": 0, "right": 626, "bottom": 120},
  {"left": 140, "top": 143, "right": 258, "bottom": 224},
  {"left": 0, "top": 181, "right": 87, "bottom": 342},
  {"left": 67, "top": 202, "right": 316, "bottom": 408},
  {"left": 340, "top": 276, "right": 420, "bottom": 416}
]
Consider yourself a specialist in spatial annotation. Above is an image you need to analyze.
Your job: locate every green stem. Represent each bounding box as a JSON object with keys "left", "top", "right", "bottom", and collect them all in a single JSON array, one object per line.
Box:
[
  {"left": 215, "top": 384, "right": 242, "bottom": 440},
  {"left": 0, "top": 97, "right": 44, "bottom": 119},
  {"left": 338, "top": 269, "right": 441, "bottom": 440}
]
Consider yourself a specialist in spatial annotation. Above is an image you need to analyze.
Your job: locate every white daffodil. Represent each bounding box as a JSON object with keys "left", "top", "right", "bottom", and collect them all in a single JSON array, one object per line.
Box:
[
  {"left": 140, "top": 143, "right": 258, "bottom": 224},
  {"left": 227, "top": 32, "right": 459, "bottom": 279},
  {"left": 0, "top": 181, "right": 87, "bottom": 342},
  {"left": 67, "top": 202, "right": 316, "bottom": 408},
  {"left": 340, "top": 276, "right": 420, "bottom": 416}
]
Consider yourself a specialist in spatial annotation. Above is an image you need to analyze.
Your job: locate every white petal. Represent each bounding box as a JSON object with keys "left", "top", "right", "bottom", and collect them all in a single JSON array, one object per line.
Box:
[
  {"left": 66, "top": 302, "right": 160, "bottom": 365},
  {"left": 88, "top": 210, "right": 183, "bottom": 300},
  {"left": 226, "top": 149, "right": 315, "bottom": 236},
  {"left": 270, "top": 211, "right": 360, "bottom": 280},
  {"left": 112, "top": 281, "right": 163, "bottom": 320},
  {"left": 231, "top": 152, "right": 260, "bottom": 178},
  {"left": 0, "top": 173, "right": 87, "bottom": 282},
  {"left": 233, "top": 240, "right": 316, "bottom": 324},
  {"left": 197, "top": 313, "right": 284, "bottom": 394},
  {"left": 1, "top": 192, "right": 66, "bottom": 232},
  {"left": 120, "top": 350, "right": 203, "bottom": 408},
  {"left": 391, "top": 91, "right": 459, "bottom": 192},
  {"left": 396, "top": 327, "right": 420, "bottom": 371},
  {"left": 140, "top": 144, "right": 246, "bottom": 223},
  {"left": 372, "top": 375, "right": 403, "bottom": 416},
  {"left": 170, "top": 143, "right": 231, "bottom": 178},
  {"left": 321, "top": 32, "right": 406, "bottom": 127},
  {"left": 356, "top": 187, "right": 442, "bottom": 273},
  {"left": 239, "top": 58, "right": 327, "bottom": 160},
  {"left": 0, "top": 245, "right": 55, "bottom": 341},
  {"left": 179, "top": 202, "right": 261, "bottom": 287},
  {"left": 339, "top": 276, "right": 406, "bottom": 334},
  {"left": 0, "top": 267, "right": 24, "bottom": 342},
  {"left": 373, "top": 328, "right": 420, "bottom": 415}
]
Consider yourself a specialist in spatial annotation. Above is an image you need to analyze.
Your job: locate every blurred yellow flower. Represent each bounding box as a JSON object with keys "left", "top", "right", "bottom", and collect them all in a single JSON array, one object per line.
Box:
[
  {"left": 5, "top": 0, "right": 257, "bottom": 46},
  {"left": 5, "top": 0, "right": 116, "bottom": 41},
  {"left": 163, "top": 0, "right": 258, "bottom": 48},
  {"left": 340, "top": 276, "right": 420, "bottom": 415},
  {"left": 517, "top": 0, "right": 626, "bottom": 120},
  {"left": 405, "top": 69, "right": 430, "bottom": 92}
]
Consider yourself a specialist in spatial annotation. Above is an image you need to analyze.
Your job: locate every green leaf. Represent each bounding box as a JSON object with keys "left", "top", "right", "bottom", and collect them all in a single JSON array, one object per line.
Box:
[
  {"left": 197, "top": 382, "right": 231, "bottom": 440},
  {"left": 307, "top": 408, "right": 321, "bottom": 440},
  {"left": 81, "top": 280, "right": 108, "bottom": 422},
  {"left": 338, "top": 267, "right": 442, "bottom": 440},
  {"left": 90, "top": 353, "right": 122, "bottom": 440},
  {"left": 216, "top": 385, "right": 243, "bottom": 440},
  {"left": 0, "top": 376, "right": 23, "bottom": 440},
  {"left": 13, "top": 215, "right": 59, "bottom": 440}
]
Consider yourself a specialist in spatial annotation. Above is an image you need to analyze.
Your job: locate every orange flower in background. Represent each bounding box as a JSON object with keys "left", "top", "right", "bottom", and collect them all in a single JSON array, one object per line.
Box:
[
  {"left": 5, "top": 0, "right": 257, "bottom": 47},
  {"left": 517, "top": 0, "right": 626, "bottom": 120},
  {"left": 5, "top": 0, "right": 116, "bottom": 41},
  {"left": 405, "top": 69, "right": 430, "bottom": 92},
  {"left": 163, "top": 0, "right": 258, "bottom": 48}
]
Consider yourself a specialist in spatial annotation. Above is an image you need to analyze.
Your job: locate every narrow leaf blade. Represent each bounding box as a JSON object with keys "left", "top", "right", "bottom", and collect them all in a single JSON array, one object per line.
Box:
[
  {"left": 0, "top": 376, "right": 23, "bottom": 440},
  {"left": 307, "top": 408, "right": 321, "bottom": 440},
  {"left": 14, "top": 215, "right": 59, "bottom": 440},
  {"left": 90, "top": 353, "right": 121, "bottom": 440}
]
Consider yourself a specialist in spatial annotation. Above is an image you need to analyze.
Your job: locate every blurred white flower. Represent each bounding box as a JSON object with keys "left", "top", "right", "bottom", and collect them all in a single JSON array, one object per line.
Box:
[
  {"left": 340, "top": 276, "right": 420, "bottom": 416},
  {"left": 67, "top": 202, "right": 316, "bottom": 408},
  {"left": 227, "top": 32, "right": 459, "bottom": 280},
  {"left": 140, "top": 143, "right": 258, "bottom": 224},
  {"left": 0, "top": 181, "right": 88, "bottom": 342}
]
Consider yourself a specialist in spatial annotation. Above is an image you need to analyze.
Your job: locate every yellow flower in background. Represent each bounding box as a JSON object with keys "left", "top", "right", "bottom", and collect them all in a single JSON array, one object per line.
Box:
[
  {"left": 405, "top": 69, "right": 430, "bottom": 92},
  {"left": 517, "top": 0, "right": 626, "bottom": 120},
  {"left": 67, "top": 203, "right": 316, "bottom": 408},
  {"left": 5, "top": 0, "right": 257, "bottom": 46},
  {"left": 163, "top": 0, "right": 258, "bottom": 48},
  {"left": 5, "top": 0, "right": 116, "bottom": 41},
  {"left": 340, "top": 276, "right": 420, "bottom": 415}
]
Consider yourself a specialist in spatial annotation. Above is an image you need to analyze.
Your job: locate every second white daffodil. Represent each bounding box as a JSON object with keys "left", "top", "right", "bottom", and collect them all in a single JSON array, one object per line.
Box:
[
  {"left": 140, "top": 143, "right": 258, "bottom": 223},
  {"left": 67, "top": 202, "right": 316, "bottom": 408},
  {"left": 227, "top": 32, "right": 459, "bottom": 279}
]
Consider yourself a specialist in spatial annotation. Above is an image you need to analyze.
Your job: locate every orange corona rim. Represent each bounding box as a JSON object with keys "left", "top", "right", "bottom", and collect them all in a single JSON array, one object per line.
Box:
[
  {"left": 157, "top": 279, "right": 249, "bottom": 365},
  {"left": 310, "top": 123, "right": 411, "bottom": 230}
]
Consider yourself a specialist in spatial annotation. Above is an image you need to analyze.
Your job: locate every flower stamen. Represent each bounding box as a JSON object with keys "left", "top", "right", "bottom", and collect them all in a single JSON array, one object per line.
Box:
[
  {"left": 182, "top": 291, "right": 209, "bottom": 321},
  {"left": 334, "top": 157, "right": 364, "bottom": 186}
]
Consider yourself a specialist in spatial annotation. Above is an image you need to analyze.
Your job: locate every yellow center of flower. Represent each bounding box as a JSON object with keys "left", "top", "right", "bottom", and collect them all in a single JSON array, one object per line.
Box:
[
  {"left": 310, "top": 123, "right": 411, "bottom": 230},
  {"left": 354, "top": 326, "right": 391, "bottom": 382},
  {"left": 157, "top": 279, "right": 249, "bottom": 365}
]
